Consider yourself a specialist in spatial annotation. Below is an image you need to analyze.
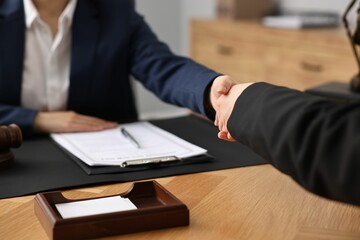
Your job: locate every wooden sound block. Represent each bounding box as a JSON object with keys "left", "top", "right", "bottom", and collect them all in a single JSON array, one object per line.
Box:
[
  {"left": 34, "top": 180, "right": 189, "bottom": 240},
  {"left": 0, "top": 124, "right": 22, "bottom": 170}
]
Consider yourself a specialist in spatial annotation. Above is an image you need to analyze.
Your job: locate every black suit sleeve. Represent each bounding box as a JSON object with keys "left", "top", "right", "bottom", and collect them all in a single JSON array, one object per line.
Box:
[{"left": 228, "top": 82, "right": 360, "bottom": 206}]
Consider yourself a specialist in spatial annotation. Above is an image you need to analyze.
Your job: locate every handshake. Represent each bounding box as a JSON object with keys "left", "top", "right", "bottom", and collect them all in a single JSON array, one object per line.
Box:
[{"left": 210, "top": 75, "right": 253, "bottom": 142}]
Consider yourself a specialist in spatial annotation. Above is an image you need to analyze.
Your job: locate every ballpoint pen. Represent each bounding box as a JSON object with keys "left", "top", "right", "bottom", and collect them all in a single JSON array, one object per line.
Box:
[{"left": 120, "top": 127, "right": 141, "bottom": 148}]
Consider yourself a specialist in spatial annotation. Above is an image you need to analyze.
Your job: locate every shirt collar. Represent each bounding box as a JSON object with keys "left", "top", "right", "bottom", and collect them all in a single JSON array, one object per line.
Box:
[
  {"left": 23, "top": 0, "right": 37, "bottom": 28},
  {"left": 23, "top": 0, "right": 78, "bottom": 29},
  {"left": 59, "top": 0, "right": 78, "bottom": 28}
]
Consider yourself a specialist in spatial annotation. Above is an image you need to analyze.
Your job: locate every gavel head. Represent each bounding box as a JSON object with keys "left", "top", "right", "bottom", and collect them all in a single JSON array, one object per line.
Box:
[
  {"left": 0, "top": 124, "right": 22, "bottom": 151},
  {"left": 0, "top": 124, "right": 22, "bottom": 169}
]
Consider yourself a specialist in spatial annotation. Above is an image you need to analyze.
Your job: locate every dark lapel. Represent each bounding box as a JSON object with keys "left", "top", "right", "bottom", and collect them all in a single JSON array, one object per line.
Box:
[
  {"left": 68, "top": 0, "right": 100, "bottom": 110},
  {"left": 0, "top": 0, "right": 25, "bottom": 105}
]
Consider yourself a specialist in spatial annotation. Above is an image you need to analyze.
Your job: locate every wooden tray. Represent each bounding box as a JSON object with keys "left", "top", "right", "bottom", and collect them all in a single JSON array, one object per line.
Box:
[{"left": 34, "top": 181, "right": 189, "bottom": 240}]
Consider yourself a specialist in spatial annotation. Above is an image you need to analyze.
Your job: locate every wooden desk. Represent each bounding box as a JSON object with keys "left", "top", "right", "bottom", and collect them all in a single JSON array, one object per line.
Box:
[{"left": 1, "top": 164, "right": 359, "bottom": 240}]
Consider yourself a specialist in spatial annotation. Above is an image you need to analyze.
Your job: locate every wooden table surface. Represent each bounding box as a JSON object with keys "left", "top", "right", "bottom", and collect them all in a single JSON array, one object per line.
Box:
[{"left": 1, "top": 164, "right": 359, "bottom": 240}]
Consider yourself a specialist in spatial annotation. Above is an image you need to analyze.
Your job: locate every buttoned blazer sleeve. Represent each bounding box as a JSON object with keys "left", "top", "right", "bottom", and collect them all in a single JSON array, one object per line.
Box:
[
  {"left": 228, "top": 82, "right": 360, "bottom": 206},
  {"left": 128, "top": 5, "right": 220, "bottom": 117},
  {"left": 0, "top": 106, "right": 38, "bottom": 137}
]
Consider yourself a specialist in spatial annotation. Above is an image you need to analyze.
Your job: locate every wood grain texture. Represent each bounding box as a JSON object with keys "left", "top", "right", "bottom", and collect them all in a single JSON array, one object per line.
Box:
[
  {"left": 1, "top": 166, "right": 359, "bottom": 239},
  {"left": 191, "top": 20, "right": 357, "bottom": 90}
]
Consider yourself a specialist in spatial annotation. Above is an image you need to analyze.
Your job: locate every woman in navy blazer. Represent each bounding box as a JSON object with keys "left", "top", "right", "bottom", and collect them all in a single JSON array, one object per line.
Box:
[{"left": 0, "top": 0, "right": 233, "bottom": 137}]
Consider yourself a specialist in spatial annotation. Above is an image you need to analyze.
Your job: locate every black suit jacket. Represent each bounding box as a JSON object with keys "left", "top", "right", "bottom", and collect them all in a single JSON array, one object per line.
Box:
[{"left": 228, "top": 82, "right": 360, "bottom": 206}]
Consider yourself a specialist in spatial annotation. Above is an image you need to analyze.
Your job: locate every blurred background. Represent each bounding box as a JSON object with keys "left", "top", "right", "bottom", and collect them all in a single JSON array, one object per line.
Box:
[{"left": 134, "top": 0, "right": 356, "bottom": 119}]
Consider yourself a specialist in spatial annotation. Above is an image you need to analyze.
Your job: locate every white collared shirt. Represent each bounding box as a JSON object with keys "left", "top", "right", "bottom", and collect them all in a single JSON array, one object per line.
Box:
[{"left": 21, "top": 0, "right": 77, "bottom": 111}]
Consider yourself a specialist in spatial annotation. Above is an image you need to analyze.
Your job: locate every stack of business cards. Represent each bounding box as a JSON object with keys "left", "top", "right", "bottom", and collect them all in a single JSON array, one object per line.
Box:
[{"left": 55, "top": 196, "right": 137, "bottom": 219}]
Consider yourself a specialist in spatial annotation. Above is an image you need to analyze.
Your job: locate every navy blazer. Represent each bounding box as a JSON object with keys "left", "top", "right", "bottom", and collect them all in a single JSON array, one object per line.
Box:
[{"left": 0, "top": 0, "right": 219, "bottom": 137}]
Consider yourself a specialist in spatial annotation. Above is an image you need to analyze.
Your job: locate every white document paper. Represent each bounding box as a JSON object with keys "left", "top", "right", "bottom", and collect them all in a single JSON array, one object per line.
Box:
[
  {"left": 51, "top": 121, "right": 207, "bottom": 166},
  {"left": 55, "top": 196, "right": 137, "bottom": 219}
]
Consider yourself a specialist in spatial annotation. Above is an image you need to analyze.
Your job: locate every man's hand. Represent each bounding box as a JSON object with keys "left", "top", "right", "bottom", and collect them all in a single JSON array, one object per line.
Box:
[
  {"left": 209, "top": 75, "right": 237, "bottom": 113},
  {"left": 33, "top": 111, "right": 118, "bottom": 133},
  {"left": 215, "top": 83, "right": 254, "bottom": 142}
]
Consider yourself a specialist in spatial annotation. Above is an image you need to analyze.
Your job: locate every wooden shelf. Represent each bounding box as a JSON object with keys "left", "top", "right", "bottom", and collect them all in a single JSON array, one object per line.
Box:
[{"left": 191, "top": 19, "right": 356, "bottom": 90}]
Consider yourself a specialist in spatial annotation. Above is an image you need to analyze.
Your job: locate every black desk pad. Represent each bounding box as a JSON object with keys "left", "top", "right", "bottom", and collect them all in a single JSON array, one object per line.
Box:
[{"left": 0, "top": 115, "right": 266, "bottom": 199}]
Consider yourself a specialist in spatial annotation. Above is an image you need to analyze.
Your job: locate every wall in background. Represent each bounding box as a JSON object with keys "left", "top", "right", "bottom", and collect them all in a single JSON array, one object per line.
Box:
[
  {"left": 279, "top": 0, "right": 356, "bottom": 26},
  {"left": 134, "top": 0, "right": 187, "bottom": 119},
  {"left": 136, "top": 0, "right": 181, "bottom": 53},
  {"left": 180, "top": 0, "right": 216, "bottom": 55},
  {"left": 280, "top": 0, "right": 351, "bottom": 13}
]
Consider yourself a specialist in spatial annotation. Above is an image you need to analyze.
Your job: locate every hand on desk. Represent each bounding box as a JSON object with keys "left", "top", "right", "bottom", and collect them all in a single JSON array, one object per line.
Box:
[
  {"left": 33, "top": 111, "right": 117, "bottom": 133},
  {"left": 215, "top": 82, "right": 254, "bottom": 142}
]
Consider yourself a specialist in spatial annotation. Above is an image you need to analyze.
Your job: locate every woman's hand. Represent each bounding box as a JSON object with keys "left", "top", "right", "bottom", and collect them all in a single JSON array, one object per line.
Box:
[{"left": 33, "top": 111, "right": 118, "bottom": 133}]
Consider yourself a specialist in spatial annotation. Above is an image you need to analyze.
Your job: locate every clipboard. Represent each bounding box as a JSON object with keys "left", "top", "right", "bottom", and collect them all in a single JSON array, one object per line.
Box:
[
  {"left": 55, "top": 141, "right": 215, "bottom": 174},
  {"left": 50, "top": 121, "right": 215, "bottom": 175}
]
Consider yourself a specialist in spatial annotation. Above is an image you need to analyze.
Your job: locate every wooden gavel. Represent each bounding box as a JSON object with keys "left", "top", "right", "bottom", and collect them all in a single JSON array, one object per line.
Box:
[{"left": 0, "top": 124, "right": 22, "bottom": 169}]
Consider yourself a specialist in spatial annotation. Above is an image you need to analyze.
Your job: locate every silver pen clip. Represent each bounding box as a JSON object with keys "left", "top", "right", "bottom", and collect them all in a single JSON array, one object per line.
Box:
[{"left": 121, "top": 156, "right": 179, "bottom": 168}]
